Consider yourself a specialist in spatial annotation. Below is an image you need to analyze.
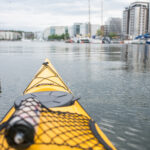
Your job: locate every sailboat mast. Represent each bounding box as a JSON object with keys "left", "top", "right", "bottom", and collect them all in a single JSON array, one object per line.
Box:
[
  {"left": 88, "top": 0, "right": 91, "bottom": 37},
  {"left": 101, "top": 0, "right": 104, "bottom": 36},
  {"left": 101, "top": 0, "right": 103, "bottom": 26}
]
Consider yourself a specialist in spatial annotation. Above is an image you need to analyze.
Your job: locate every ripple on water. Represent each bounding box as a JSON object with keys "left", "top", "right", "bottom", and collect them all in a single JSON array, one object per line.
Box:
[
  {"left": 100, "top": 126, "right": 116, "bottom": 134},
  {"left": 100, "top": 118, "right": 116, "bottom": 124},
  {"left": 127, "top": 127, "right": 141, "bottom": 133},
  {"left": 127, "top": 143, "right": 144, "bottom": 150},
  {"left": 99, "top": 122, "right": 114, "bottom": 128},
  {"left": 99, "top": 119, "right": 116, "bottom": 135},
  {"left": 116, "top": 136, "right": 126, "bottom": 142},
  {"left": 124, "top": 131, "right": 137, "bottom": 136}
]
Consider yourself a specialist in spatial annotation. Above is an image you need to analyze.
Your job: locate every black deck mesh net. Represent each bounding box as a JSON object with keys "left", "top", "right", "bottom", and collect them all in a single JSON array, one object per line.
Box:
[{"left": 0, "top": 98, "right": 111, "bottom": 150}]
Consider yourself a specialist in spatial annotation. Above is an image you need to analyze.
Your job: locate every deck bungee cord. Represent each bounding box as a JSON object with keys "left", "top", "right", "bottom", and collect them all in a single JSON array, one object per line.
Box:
[
  {"left": 0, "top": 97, "right": 113, "bottom": 150},
  {"left": 0, "top": 59, "right": 116, "bottom": 150}
]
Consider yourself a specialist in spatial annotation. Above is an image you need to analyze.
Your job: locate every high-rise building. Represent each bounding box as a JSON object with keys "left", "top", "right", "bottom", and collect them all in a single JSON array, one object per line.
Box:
[
  {"left": 148, "top": 4, "right": 150, "bottom": 32},
  {"left": 123, "top": 8, "right": 129, "bottom": 37},
  {"left": 123, "top": 2, "right": 149, "bottom": 39},
  {"left": 103, "top": 25, "right": 108, "bottom": 36},
  {"left": 129, "top": 2, "right": 148, "bottom": 38},
  {"left": 105, "top": 18, "right": 122, "bottom": 36}
]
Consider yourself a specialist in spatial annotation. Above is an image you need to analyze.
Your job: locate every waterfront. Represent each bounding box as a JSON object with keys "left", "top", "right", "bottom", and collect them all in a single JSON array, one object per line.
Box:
[{"left": 0, "top": 41, "right": 150, "bottom": 150}]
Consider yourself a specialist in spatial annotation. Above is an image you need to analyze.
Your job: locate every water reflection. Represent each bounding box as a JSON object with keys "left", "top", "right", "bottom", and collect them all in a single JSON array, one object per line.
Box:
[
  {"left": 0, "top": 81, "right": 1, "bottom": 93},
  {"left": 120, "top": 44, "right": 150, "bottom": 72},
  {"left": 1, "top": 42, "right": 149, "bottom": 73},
  {"left": 143, "top": 44, "right": 149, "bottom": 65}
]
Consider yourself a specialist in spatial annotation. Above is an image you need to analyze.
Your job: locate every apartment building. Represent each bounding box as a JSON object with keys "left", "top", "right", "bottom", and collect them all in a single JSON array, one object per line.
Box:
[
  {"left": 0, "top": 31, "right": 21, "bottom": 40},
  {"left": 123, "top": 2, "right": 149, "bottom": 39},
  {"left": 105, "top": 18, "right": 122, "bottom": 36}
]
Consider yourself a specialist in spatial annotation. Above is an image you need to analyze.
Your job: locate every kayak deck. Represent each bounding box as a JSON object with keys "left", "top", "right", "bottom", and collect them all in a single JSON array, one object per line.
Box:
[
  {"left": 24, "top": 60, "right": 71, "bottom": 94},
  {"left": 0, "top": 59, "right": 116, "bottom": 150}
]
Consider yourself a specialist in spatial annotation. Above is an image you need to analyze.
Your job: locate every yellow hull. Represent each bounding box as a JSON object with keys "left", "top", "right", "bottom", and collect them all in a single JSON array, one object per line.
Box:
[{"left": 0, "top": 59, "right": 116, "bottom": 150}]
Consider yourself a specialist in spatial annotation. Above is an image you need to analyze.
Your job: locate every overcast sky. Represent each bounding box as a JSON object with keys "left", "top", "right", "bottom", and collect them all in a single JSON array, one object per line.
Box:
[{"left": 0, "top": 0, "right": 149, "bottom": 31}]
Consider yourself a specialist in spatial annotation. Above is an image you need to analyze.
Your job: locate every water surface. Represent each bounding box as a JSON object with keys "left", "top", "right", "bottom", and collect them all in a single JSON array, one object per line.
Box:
[{"left": 0, "top": 41, "right": 150, "bottom": 150}]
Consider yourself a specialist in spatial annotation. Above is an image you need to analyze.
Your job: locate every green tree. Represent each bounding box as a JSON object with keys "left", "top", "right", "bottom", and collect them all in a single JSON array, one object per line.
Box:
[
  {"left": 96, "top": 29, "right": 102, "bottom": 36},
  {"left": 48, "top": 33, "right": 70, "bottom": 41},
  {"left": 108, "top": 32, "right": 117, "bottom": 38}
]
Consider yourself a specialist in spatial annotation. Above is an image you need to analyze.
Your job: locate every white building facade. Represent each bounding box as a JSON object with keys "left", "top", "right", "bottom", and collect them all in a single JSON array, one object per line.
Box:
[
  {"left": 50, "top": 26, "right": 67, "bottom": 35},
  {"left": 70, "top": 23, "right": 100, "bottom": 37},
  {"left": 123, "top": 2, "right": 149, "bottom": 39},
  {"left": 43, "top": 23, "right": 100, "bottom": 39},
  {"left": 91, "top": 24, "right": 100, "bottom": 36},
  {"left": 129, "top": 2, "right": 148, "bottom": 38},
  {"left": 149, "top": 4, "right": 150, "bottom": 32},
  {"left": 68, "top": 26, "right": 74, "bottom": 37},
  {"left": 80, "top": 23, "right": 88, "bottom": 37},
  {"left": 0, "top": 31, "right": 21, "bottom": 40},
  {"left": 43, "top": 27, "right": 50, "bottom": 40},
  {"left": 43, "top": 26, "right": 67, "bottom": 40}
]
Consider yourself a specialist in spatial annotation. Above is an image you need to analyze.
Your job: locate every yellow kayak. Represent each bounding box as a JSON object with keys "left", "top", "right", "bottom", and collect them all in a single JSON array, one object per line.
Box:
[{"left": 0, "top": 58, "right": 116, "bottom": 150}]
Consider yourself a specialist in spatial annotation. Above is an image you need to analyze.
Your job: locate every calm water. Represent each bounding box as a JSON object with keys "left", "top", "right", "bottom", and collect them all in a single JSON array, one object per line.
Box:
[{"left": 0, "top": 41, "right": 150, "bottom": 150}]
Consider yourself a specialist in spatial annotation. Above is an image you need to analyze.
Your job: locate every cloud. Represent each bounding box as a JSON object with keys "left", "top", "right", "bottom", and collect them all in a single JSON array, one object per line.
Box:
[{"left": 0, "top": 0, "right": 148, "bottom": 31}]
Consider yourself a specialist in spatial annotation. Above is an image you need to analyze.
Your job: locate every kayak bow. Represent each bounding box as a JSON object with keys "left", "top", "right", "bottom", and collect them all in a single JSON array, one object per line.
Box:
[{"left": 0, "top": 58, "right": 116, "bottom": 150}]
